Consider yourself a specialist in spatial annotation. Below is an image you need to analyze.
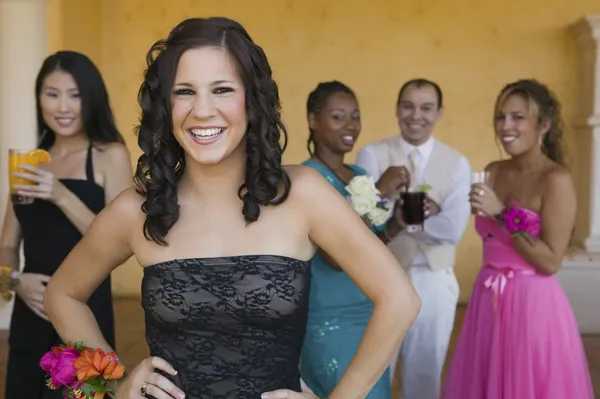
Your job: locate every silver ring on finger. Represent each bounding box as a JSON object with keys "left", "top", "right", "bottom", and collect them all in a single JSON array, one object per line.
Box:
[{"left": 141, "top": 383, "right": 148, "bottom": 396}]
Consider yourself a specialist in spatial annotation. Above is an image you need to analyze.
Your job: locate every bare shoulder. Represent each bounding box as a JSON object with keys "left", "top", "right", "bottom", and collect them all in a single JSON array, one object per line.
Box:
[
  {"left": 542, "top": 164, "right": 574, "bottom": 193},
  {"left": 284, "top": 164, "right": 330, "bottom": 201},
  {"left": 284, "top": 164, "right": 322, "bottom": 179},
  {"left": 103, "top": 185, "right": 144, "bottom": 220},
  {"left": 94, "top": 142, "right": 131, "bottom": 164},
  {"left": 280, "top": 164, "right": 354, "bottom": 228},
  {"left": 79, "top": 186, "right": 145, "bottom": 251},
  {"left": 95, "top": 142, "right": 130, "bottom": 155}
]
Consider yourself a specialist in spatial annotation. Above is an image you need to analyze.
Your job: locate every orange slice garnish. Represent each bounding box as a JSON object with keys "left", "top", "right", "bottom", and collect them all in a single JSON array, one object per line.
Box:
[{"left": 27, "top": 149, "right": 51, "bottom": 164}]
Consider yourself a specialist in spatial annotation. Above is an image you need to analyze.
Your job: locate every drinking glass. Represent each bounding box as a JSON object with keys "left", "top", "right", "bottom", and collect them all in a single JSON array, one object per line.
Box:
[
  {"left": 400, "top": 190, "right": 426, "bottom": 233},
  {"left": 470, "top": 171, "right": 489, "bottom": 216},
  {"left": 8, "top": 149, "right": 49, "bottom": 205}
]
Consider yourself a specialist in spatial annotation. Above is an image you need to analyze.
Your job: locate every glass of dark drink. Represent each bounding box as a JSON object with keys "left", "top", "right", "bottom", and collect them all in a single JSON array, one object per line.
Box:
[{"left": 400, "top": 191, "right": 426, "bottom": 232}]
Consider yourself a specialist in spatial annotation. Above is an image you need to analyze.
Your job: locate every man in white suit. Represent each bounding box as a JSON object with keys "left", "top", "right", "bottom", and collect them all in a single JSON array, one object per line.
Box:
[{"left": 355, "top": 79, "right": 471, "bottom": 399}]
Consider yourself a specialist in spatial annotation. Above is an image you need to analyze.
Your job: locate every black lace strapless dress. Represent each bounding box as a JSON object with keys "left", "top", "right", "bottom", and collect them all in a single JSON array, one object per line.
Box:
[{"left": 141, "top": 255, "right": 312, "bottom": 399}]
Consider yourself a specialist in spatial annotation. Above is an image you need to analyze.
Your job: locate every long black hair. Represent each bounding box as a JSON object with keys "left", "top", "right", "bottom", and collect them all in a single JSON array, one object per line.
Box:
[
  {"left": 306, "top": 81, "right": 356, "bottom": 156},
  {"left": 35, "top": 51, "right": 123, "bottom": 149},
  {"left": 134, "top": 17, "right": 290, "bottom": 245}
]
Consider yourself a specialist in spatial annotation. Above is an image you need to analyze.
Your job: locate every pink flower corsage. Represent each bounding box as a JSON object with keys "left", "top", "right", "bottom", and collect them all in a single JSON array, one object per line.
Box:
[
  {"left": 498, "top": 207, "right": 537, "bottom": 241},
  {"left": 40, "top": 341, "right": 126, "bottom": 398}
]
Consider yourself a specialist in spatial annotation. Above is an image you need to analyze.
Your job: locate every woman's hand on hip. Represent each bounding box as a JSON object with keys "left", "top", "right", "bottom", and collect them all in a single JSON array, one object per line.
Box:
[
  {"left": 114, "top": 356, "right": 185, "bottom": 399},
  {"left": 262, "top": 381, "right": 319, "bottom": 399}
]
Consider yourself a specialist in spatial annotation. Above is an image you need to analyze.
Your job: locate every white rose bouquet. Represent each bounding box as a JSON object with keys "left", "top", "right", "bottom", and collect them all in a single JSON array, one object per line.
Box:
[{"left": 345, "top": 175, "right": 393, "bottom": 227}]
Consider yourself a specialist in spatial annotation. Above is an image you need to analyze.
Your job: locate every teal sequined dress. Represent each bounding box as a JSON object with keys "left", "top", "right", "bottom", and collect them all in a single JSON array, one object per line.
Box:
[{"left": 300, "top": 160, "right": 391, "bottom": 398}]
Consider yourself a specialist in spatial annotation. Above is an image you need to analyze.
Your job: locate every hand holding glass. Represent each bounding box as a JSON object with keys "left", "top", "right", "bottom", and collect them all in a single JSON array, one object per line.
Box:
[
  {"left": 400, "top": 191, "right": 427, "bottom": 232},
  {"left": 8, "top": 149, "right": 51, "bottom": 205},
  {"left": 470, "top": 171, "right": 489, "bottom": 216}
]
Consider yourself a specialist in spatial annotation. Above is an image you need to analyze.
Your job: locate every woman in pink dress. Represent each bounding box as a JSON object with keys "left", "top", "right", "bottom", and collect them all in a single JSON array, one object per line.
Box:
[{"left": 442, "top": 79, "right": 594, "bottom": 399}]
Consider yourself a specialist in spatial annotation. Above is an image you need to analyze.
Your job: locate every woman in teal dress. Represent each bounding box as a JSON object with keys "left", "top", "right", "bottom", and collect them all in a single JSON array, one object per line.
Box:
[{"left": 300, "top": 81, "right": 391, "bottom": 398}]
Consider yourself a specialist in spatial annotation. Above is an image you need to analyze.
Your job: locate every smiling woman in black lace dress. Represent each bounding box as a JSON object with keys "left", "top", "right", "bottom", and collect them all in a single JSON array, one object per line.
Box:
[{"left": 43, "top": 17, "right": 421, "bottom": 399}]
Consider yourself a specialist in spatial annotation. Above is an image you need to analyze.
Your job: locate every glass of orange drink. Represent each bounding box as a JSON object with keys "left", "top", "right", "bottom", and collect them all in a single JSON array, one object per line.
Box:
[{"left": 8, "top": 149, "right": 51, "bottom": 205}]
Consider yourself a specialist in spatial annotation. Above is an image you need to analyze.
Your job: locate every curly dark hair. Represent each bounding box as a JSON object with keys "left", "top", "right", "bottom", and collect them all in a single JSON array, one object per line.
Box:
[
  {"left": 306, "top": 81, "right": 356, "bottom": 156},
  {"left": 134, "top": 17, "right": 290, "bottom": 245},
  {"left": 494, "top": 79, "right": 567, "bottom": 166}
]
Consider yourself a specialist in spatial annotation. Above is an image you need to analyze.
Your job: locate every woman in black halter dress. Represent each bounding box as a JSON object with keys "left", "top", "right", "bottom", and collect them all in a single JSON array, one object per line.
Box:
[
  {"left": 43, "top": 18, "right": 421, "bottom": 399},
  {"left": 0, "top": 51, "right": 133, "bottom": 399}
]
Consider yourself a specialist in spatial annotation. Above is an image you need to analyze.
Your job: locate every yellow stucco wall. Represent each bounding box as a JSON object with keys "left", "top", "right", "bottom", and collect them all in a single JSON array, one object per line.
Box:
[{"left": 46, "top": 0, "right": 600, "bottom": 302}]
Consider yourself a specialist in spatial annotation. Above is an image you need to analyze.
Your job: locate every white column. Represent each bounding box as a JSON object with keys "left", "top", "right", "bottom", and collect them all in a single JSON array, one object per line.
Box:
[
  {"left": 572, "top": 15, "right": 600, "bottom": 254},
  {"left": 557, "top": 15, "right": 600, "bottom": 334},
  {"left": 0, "top": 0, "right": 49, "bottom": 329}
]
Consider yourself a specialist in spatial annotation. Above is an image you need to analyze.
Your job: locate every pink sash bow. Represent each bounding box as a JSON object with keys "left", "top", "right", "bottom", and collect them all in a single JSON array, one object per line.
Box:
[{"left": 483, "top": 267, "right": 535, "bottom": 310}]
